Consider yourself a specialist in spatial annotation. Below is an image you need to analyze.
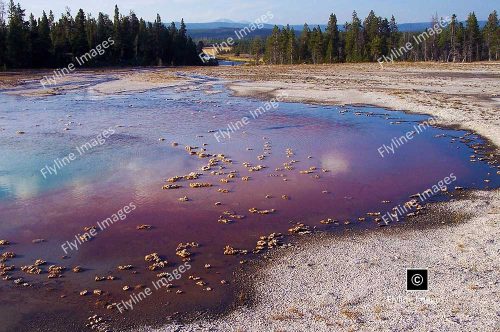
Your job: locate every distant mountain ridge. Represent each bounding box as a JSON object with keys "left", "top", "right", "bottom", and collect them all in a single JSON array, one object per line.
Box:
[{"left": 180, "top": 20, "right": 487, "bottom": 40}]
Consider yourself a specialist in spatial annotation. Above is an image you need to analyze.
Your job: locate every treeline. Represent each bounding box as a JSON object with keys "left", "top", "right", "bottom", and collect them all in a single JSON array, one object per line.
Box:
[
  {"left": 243, "top": 10, "right": 499, "bottom": 64},
  {"left": 0, "top": 0, "right": 203, "bottom": 69}
]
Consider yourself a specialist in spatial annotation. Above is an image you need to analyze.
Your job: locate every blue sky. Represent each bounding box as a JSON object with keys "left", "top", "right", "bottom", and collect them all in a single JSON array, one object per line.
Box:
[{"left": 12, "top": 0, "right": 500, "bottom": 24}]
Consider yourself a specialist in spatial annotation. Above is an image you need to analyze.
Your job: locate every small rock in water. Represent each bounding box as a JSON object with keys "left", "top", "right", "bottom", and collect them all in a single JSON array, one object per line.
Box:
[
  {"left": 249, "top": 207, "right": 275, "bottom": 214},
  {"left": 190, "top": 182, "right": 212, "bottom": 188},
  {"left": 288, "top": 223, "right": 311, "bottom": 235},
  {"left": 117, "top": 265, "right": 133, "bottom": 271},
  {"left": 163, "top": 184, "right": 181, "bottom": 190},
  {"left": 136, "top": 224, "right": 152, "bottom": 230},
  {"left": 72, "top": 266, "right": 83, "bottom": 273},
  {"left": 223, "top": 246, "right": 248, "bottom": 255}
]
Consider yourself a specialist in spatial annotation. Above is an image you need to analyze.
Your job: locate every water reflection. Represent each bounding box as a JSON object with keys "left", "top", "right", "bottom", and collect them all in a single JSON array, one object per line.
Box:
[{"left": 321, "top": 153, "right": 350, "bottom": 175}]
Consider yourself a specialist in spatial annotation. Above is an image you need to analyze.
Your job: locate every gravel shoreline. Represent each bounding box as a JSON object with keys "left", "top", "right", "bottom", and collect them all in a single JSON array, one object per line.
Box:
[{"left": 142, "top": 190, "right": 499, "bottom": 331}]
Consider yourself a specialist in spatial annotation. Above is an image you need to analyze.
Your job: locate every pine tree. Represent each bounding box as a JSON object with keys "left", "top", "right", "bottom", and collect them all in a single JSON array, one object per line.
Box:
[
  {"left": 73, "top": 9, "right": 88, "bottom": 56},
  {"left": 86, "top": 14, "right": 96, "bottom": 50},
  {"left": 152, "top": 14, "right": 164, "bottom": 65},
  {"left": 112, "top": 5, "right": 121, "bottom": 62},
  {"left": 464, "top": 12, "right": 481, "bottom": 61},
  {"left": 96, "top": 12, "right": 113, "bottom": 63},
  {"left": 458, "top": 21, "right": 466, "bottom": 61},
  {"left": 120, "top": 14, "right": 133, "bottom": 62},
  {"left": 279, "top": 25, "right": 290, "bottom": 64},
  {"left": 27, "top": 13, "right": 38, "bottom": 67},
  {"left": 379, "top": 18, "right": 390, "bottom": 56},
  {"left": 309, "top": 26, "right": 324, "bottom": 64},
  {"left": 363, "top": 10, "right": 382, "bottom": 61},
  {"left": 167, "top": 22, "right": 177, "bottom": 65},
  {"left": 137, "top": 19, "right": 152, "bottom": 65},
  {"left": 483, "top": 10, "right": 499, "bottom": 60},
  {"left": 51, "top": 10, "right": 70, "bottom": 66},
  {"left": 437, "top": 17, "right": 450, "bottom": 61},
  {"left": 286, "top": 28, "right": 297, "bottom": 64},
  {"left": 38, "top": 11, "right": 52, "bottom": 66},
  {"left": 298, "top": 23, "right": 310, "bottom": 63},
  {"left": 0, "top": 0, "right": 6, "bottom": 69},
  {"left": 129, "top": 11, "right": 140, "bottom": 62},
  {"left": 250, "top": 36, "right": 263, "bottom": 64},
  {"left": 6, "top": 0, "right": 29, "bottom": 67},
  {"left": 264, "top": 26, "right": 281, "bottom": 64},
  {"left": 388, "top": 15, "right": 399, "bottom": 50},
  {"left": 97, "top": 12, "right": 112, "bottom": 41},
  {"left": 175, "top": 19, "right": 188, "bottom": 65},
  {"left": 48, "top": 10, "right": 53, "bottom": 25},
  {"left": 345, "top": 11, "right": 364, "bottom": 62},
  {"left": 325, "top": 13, "right": 339, "bottom": 62}
]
